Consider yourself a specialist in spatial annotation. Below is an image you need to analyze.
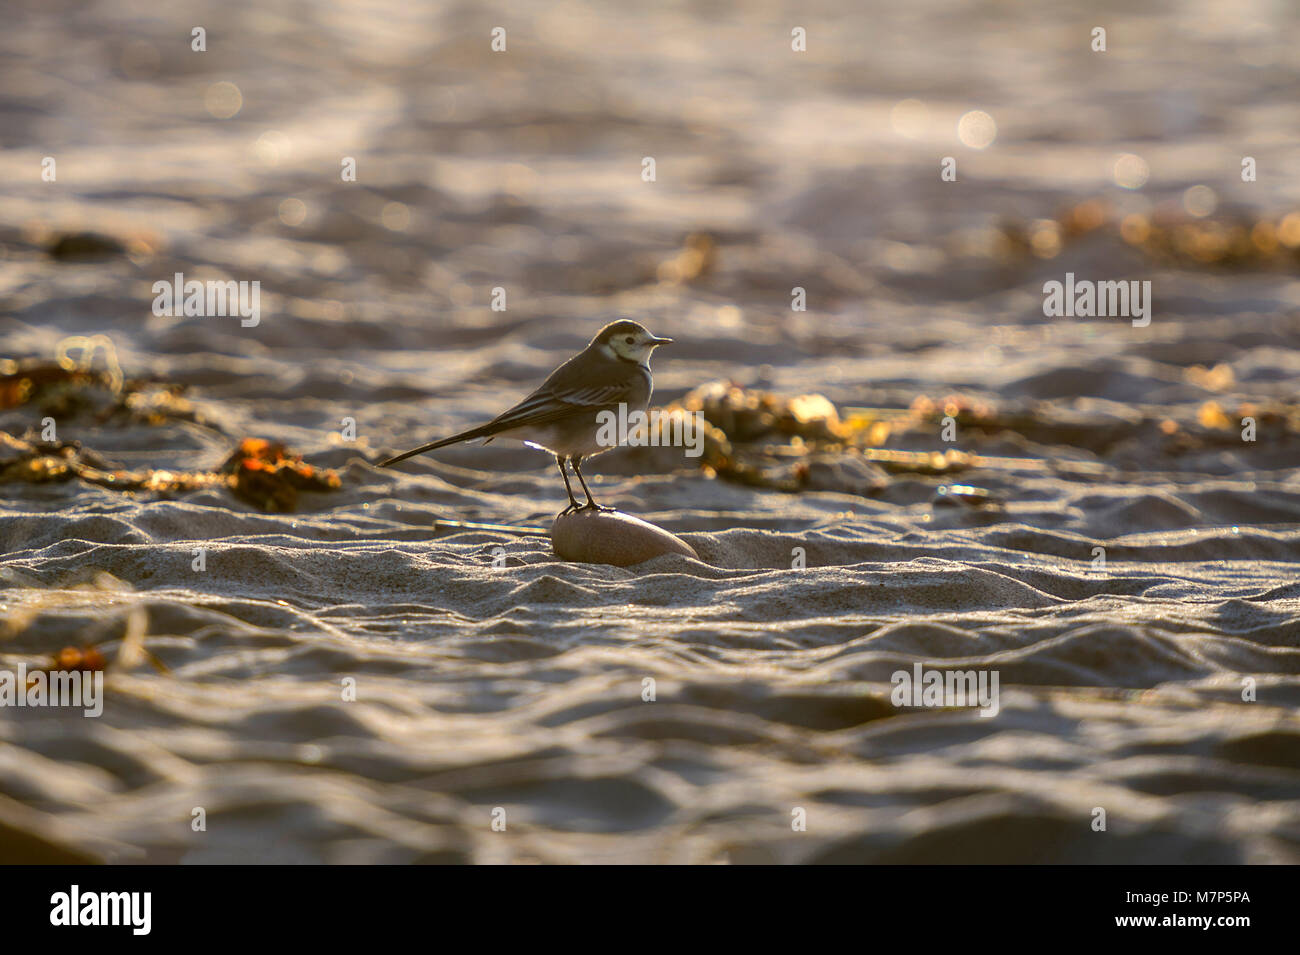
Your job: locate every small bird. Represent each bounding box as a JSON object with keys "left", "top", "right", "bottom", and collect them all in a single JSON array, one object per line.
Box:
[{"left": 379, "top": 320, "right": 674, "bottom": 514}]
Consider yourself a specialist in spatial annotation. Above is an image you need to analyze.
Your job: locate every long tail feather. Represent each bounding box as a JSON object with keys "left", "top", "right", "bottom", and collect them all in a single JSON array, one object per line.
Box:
[{"left": 378, "top": 422, "right": 498, "bottom": 467}]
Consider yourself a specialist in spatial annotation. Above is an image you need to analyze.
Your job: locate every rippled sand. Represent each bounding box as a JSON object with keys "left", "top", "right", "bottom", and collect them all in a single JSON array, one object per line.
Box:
[{"left": 2, "top": 0, "right": 1299, "bottom": 863}]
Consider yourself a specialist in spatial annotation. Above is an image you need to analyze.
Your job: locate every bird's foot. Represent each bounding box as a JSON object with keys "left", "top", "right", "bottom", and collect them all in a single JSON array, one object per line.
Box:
[
  {"left": 558, "top": 502, "right": 582, "bottom": 517},
  {"left": 578, "top": 502, "right": 618, "bottom": 514}
]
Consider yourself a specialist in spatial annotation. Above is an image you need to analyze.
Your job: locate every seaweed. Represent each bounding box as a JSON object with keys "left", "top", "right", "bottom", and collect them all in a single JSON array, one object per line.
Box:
[{"left": 0, "top": 430, "right": 340, "bottom": 512}]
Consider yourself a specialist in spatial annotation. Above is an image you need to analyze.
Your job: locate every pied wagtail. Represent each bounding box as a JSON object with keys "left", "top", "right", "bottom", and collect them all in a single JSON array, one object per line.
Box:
[{"left": 379, "top": 320, "right": 673, "bottom": 514}]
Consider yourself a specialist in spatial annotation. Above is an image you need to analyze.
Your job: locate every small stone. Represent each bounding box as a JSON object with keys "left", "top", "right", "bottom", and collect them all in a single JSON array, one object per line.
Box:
[{"left": 551, "top": 509, "right": 698, "bottom": 566}]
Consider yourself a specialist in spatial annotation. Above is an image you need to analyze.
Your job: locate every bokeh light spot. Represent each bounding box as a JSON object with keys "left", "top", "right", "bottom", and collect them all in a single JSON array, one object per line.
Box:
[
  {"left": 381, "top": 202, "right": 411, "bottom": 231},
  {"left": 255, "top": 131, "right": 292, "bottom": 165},
  {"left": 957, "top": 110, "right": 996, "bottom": 149},
  {"left": 1183, "top": 185, "right": 1216, "bottom": 217},
  {"left": 1112, "top": 153, "right": 1149, "bottom": 189},
  {"left": 278, "top": 198, "right": 307, "bottom": 227},
  {"left": 205, "top": 81, "right": 243, "bottom": 119}
]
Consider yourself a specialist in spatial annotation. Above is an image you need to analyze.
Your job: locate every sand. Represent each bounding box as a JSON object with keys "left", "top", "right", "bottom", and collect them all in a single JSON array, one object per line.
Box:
[{"left": 1, "top": 0, "right": 1299, "bottom": 863}]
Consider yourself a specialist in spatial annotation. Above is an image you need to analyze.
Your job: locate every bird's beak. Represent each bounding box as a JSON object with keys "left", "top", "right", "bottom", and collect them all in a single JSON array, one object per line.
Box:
[{"left": 651, "top": 336, "right": 674, "bottom": 346}]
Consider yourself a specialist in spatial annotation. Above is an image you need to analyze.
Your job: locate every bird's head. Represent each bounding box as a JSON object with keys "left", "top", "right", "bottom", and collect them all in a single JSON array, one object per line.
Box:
[{"left": 594, "top": 320, "right": 673, "bottom": 366}]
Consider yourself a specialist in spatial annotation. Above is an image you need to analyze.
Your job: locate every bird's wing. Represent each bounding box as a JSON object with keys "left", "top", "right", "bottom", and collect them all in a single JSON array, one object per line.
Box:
[
  {"left": 378, "top": 348, "right": 646, "bottom": 467},
  {"left": 375, "top": 384, "right": 625, "bottom": 467},
  {"left": 483, "top": 378, "right": 639, "bottom": 433},
  {"left": 477, "top": 347, "right": 646, "bottom": 432}
]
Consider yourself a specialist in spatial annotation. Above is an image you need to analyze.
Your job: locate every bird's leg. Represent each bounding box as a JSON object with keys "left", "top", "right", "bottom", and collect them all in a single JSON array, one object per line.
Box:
[
  {"left": 556, "top": 455, "right": 581, "bottom": 515},
  {"left": 573, "top": 457, "right": 616, "bottom": 512}
]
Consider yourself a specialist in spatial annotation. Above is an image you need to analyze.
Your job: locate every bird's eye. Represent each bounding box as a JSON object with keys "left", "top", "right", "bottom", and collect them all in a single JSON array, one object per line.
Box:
[{"left": 624, "top": 336, "right": 634, "bottom": 344}]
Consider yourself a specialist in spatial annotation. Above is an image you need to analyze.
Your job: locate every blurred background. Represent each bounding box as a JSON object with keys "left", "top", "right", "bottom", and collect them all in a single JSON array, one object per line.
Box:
[
  {"left": 1, "top": 0, "right": 1299, "bottom": 864},
  {"left": 3, "top": 0, "right": 1299, "bottom": 463}
]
